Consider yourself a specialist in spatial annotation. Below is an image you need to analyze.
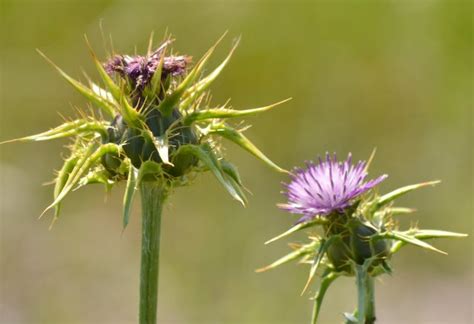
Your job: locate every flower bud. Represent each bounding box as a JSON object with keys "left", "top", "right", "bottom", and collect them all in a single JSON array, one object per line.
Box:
[
  {"left": 101, "top": 107, "right": 198, "bottom": 176},
  {"left": 100, "top": 47, "right": 199, "bottom": 176}
]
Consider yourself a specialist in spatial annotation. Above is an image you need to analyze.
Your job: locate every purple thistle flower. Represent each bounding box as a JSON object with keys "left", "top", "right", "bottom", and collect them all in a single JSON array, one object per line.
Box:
[
  {"left": 280, "top": 153, "right": 387, "bottom": 223},
  {"left": 104, "top": 42, "right": 191, "bottom": 91}
]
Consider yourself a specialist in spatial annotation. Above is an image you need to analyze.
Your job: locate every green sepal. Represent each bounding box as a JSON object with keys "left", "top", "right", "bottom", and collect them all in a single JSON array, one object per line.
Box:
[
  {"left": 75, "top": 168, "right": 114, "bottom": 189},
  {"left": 256, "top": 240, "right": 318, "bottom": 273},
  {"left": 222, "top": 172, "right": 248, "bottom": 205},
  {"left": 264, "top": 217, "right": 328, "bottom": 245},
  {"left": 409, "top": 229, "right": 468, "bottom": 239},
  {"left": 89, "top": 82, "right": 116, "bottom": 104},
  {"left": 375, "top": 180, "right": 440, "bottom": 208},
  {"left": 85, "top": 37, "right": 141, "bottom": 128},
  {"left": 36, "top": 50, "right": 116, "bottom": 118},
  {"left": 123, "top": 164, "right": 138, "bottom": 230},
  {"left": 180, "top": 39, "right": 239, "bottom": 111},
  {"left": 84, "top": 36, "right": 122, "bottom": 102},
  {"left": 176, "top": 144, "right": 246, "bottom": 205},
  {"left": 219, "top": 160, "right": 247, "bottom": 204},
  {"left": 390, "top": 229, "right": 467, "bottom": 254},
  {"left": 208, "top": 124, "right": 287, "bottom": 173},
  {"left": 143, "top": 43, "right": 167, "bottom": 100},
  {"left": 375, "top": 207, "right": 416, "bottom": 217},
  {"left": 375, "top": 230, "right": 447, "bottom": 255},
  {"left": 302, "top": 236, "right": 338, "bottom": 294},
  {"left": 158, "top": 40, "right": 218, "bottom": 116},
  {"left": 142, "top": 129, "right": 172, "bottom": 165},
  {"left": 137, "top": 160, "right": 164, "bottom": 183},
  {"left": 311, "top": 270, "right": 340, "bottom": 324},
  {"left": 41, "top": 143, "right": 121, "bottom": 217},
  {"left": 219, "top": 159, "right": 243, "bottom": 186},
  {"left": 52, "top": 154, "right": 79, "bottom": 221},
  {"left": 182, "top": 98, "right": 291, "bottom": 125},
  {"left": 118, "top": 95, "right": 143, "bottom": 128},
  {"left": 1, "top": 120, "right": 109, "bottom": 144}
]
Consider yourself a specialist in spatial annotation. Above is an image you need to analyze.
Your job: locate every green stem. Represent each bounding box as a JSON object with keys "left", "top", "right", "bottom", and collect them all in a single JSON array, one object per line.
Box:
[
  {"left": 355, "top": 264, "right": 376, "bottom": 324},
  {"left": 139, "top": 181, "right": 168, "bottom": 324},
  {"left": 356, "top": 265, "right": 366, "bottom": 323},
  {"left": 366, "top": 275, "right": 375, "bottom": 324}
]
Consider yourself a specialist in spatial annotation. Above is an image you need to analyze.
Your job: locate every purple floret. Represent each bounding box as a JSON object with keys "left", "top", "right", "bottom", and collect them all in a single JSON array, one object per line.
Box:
[
  {"left": 280, "top": 153, "right": 387, "bottom": 223},
  {"left": 104, "top": 41, "right": 191, "bottom": 91}
]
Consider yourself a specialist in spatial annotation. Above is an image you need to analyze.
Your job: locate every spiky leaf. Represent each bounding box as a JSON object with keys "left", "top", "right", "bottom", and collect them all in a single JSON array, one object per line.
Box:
[
  {"left": 311, "top": 270, "right": 339, "bottom": 324},
  {"left": 376, "top": 181, "right": 440, "bottom": 208},
  {"left": 208, "top": 124, "right": 286, "bottom": 173}
]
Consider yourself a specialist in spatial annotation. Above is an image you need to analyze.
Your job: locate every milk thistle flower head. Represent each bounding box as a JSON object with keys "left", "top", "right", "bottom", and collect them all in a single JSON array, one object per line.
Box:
[
  {"left": 280, "top": 153, "right": 387, "bottom": 223},
  {"left": 3, "top": 34, "right": 289, "bottom": 223},
  {"left": 2, "top": 33, "right": 289, "bottom": 323},
  {"left": 258, "top": 152, "right": 466, "bottom": 324}
]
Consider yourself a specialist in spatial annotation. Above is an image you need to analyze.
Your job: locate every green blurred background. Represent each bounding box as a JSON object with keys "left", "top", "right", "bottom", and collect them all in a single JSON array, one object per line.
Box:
[{"left": 1, "top": 1, "right": 472, "bottom": 323}]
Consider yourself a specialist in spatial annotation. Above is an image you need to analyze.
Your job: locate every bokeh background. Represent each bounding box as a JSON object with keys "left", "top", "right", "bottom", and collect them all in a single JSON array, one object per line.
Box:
[{"left": 1, "top": 1, "right": 472, "bottom": 323}]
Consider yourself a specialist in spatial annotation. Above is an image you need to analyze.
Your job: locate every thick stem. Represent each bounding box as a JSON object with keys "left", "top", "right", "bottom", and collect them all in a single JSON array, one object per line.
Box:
[
  {"left": 355, "top": 264, "right": 376, "bottom": 324},
  {"left": 139, "top": 181, "right": 168, "bottom": 324}
]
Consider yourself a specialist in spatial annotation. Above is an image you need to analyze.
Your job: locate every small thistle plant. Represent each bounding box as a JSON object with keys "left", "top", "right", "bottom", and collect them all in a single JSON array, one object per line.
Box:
[
  {"left": 258, "top": 152, "right": 466, "bottom": 324},
  {"left": 3, "top": 34, "right": 289, "bottom": 323}
]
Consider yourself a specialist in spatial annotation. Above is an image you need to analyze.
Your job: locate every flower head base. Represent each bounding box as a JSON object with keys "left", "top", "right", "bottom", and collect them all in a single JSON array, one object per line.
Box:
[{"left": 280, "top": 153, "right": 387, "bottom": 223}]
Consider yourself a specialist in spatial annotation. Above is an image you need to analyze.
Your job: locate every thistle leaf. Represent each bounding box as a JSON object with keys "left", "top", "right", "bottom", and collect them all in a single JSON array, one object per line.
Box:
[
  {"left": 177, "top": 144, "right": 245, "bottom": 205},
  {"left": 410, "top": 229, "right": 468, "bottom": 239},
  {"left": 36, "top": 50, "right": 116, "bottom": 118},
  {"left": 52, "top": 155, "right": 79, "bottom": 220},
  {"left": 264, "top": 217, "right": 328, "bottom": 245},
  {"left": 145, "top": 44, "right": 167, "bottom": 99},
  {"left": 84, "top": 35, "right": 122, "bottom": 102},
  {"left": 90, "top": 82, "right": 115, "bottom": 103},
  {"left": 158, "top": 38, "right": 220, "bottom": 116},
  {"left": 377, "top": 230, "right": 447, "bottom": 255},
  {"left": 384, "top": 207, "right": 417, "bottom": 215},
  {"left": 1, "top": 120, "right": 108, "bottom": 144},
  {"left": 302, "top": 236, "right": 337, "bottom": 295},
  {"left": 209, "top": 124, "right": 287, "bottom": 173},
  {"left": 376, "top": 180, "right": 441, "bottom": 208},
  {"left": 84, "top": 37, "right": 142, "bottom": 127},
  {"left": 180, "top": 38, "right": 239, "bottom": 110},
  {"left": 223, "top": 172, "right": 248, "bottom": 206},
  {"left": 74, "top": 169, "right": 113, "bottom": 189},
  {"left": 123, "top": 165, "right": 138, "bottom": 230},
  {"left": 220, "top": 159, "right": 243, "bottom": 186},
  {"left": 41, "top": 143, "right": 121, "bottom": 218},
  {"left": 390, "top": 229, "right": 468, "bottom": 254},
  {"left": 218, "top": 162, "right": 247, "bottom": 204},
  {"left": 311, "top": 271, "right": 339, "bottom": 324},
  {"left": 256, "top": 240, "right": 318, "bottom": 273},
  {"left": 183, "top": 98, "right": 291, "bottom": 125}
]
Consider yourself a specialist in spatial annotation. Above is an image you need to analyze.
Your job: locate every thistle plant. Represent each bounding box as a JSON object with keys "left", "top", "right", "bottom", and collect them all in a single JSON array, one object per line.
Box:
[
  {"left": 3, "top": 34, "right": 289, "bottom": 323},
  {"left": 257, "top": 152, "right": 466, "bottom": 324}
]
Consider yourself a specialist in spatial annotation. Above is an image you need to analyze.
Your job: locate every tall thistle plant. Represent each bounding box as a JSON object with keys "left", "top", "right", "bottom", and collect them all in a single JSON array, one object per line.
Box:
[
  {"left": 258, "top": 152, "right": 466, "bottom": 324},
  {"left": 3, "top": 34, "right": 289, "bottom": 323}
]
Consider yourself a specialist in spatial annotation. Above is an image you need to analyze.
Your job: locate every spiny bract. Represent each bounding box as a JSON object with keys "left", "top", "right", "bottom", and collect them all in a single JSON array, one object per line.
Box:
[{"left": 4, "top": 34, "right": 290, "bottom": 228}]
